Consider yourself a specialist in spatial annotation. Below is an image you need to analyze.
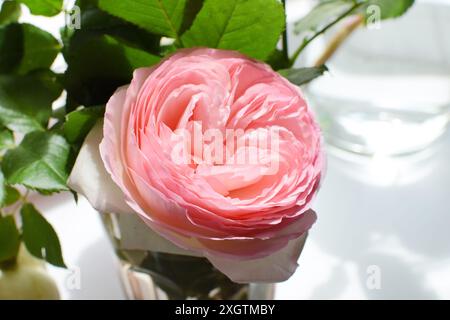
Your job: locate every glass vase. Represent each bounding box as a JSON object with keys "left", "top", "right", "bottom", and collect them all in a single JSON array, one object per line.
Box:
[
  {"left": 101, "top": 213, "right": 275, "bottom": 300},
  {"left": 303, "top": 0, "right": 450, "bottom": 156}
]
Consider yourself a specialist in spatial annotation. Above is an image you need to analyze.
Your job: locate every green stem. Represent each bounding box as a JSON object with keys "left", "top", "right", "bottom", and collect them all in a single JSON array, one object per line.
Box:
[
  {"left": 314, "top": 14, "right": 364, "bottom": 67},
  {"left": 281, "top": 0, "right": 289, "bottom": 62},
  {"left": 288, "top": 2, "right": 363, "bottom": 67}
]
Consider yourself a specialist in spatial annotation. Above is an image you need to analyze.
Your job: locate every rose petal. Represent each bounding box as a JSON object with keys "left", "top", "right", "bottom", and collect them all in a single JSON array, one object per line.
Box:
[
  {"left": 206, "top": 232, "right": 308, "bottom": 283},
  {"left": 67, "top": 120, "right": 132, "bottom": 215}
]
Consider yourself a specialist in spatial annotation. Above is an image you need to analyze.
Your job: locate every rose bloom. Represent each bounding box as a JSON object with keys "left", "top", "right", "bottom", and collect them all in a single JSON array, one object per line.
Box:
[{"left": 68, "top": 48, "right": 324, "bottom": 283}]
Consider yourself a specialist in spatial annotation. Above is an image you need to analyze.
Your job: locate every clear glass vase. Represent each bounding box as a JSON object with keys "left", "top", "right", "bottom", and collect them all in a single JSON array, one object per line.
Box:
[
  {"left": 304, "top": 0, "right": 450, "bottom": 156},
  {"left": 101, "top": 213, "right": 275, "bottom": 300}
]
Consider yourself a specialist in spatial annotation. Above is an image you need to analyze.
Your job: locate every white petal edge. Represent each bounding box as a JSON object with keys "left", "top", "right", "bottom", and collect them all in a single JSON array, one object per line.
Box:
[
  {"left": 206, "top": 232, "right": 308, "bottom": 284},
  {"left": 67, "top": 120, "right": 133, "bottom": 215}
]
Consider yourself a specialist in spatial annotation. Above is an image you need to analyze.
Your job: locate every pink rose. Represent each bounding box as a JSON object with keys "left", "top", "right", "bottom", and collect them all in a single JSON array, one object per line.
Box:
[{"left": 68, "top": 48, "right": 324, "bottom": 283}]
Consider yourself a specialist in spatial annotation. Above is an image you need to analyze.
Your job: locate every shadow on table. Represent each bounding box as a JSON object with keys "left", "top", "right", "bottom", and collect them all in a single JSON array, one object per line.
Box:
[{"left": 311, "top": 133, "right": 450, "bottom": 299}]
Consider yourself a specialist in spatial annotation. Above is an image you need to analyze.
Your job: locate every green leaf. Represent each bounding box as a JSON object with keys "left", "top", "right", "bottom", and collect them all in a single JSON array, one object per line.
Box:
[
  {"left": 64, "top": 34, "right": 160, "bottom": 107},
  {"left": 21, "top": 203, "right": 66, "bottom": 267},
  {"left": 0, "top": 72, "right": 62, "bottom": 133},
  {"left": 0, "top": 23, "right": 22, "bottom": 73},
  {"left": 18, "top": 0, "right": 63, "bottom": 17},
  {"left": 295, "top": 0, "right": 415, "bottom": 36},
  {"left": 68, "top": 4, "right": 161, "bottom": 53},
  {"left": 362, "top": 0, "right": 414, "bottom": 20},
  {"left": 278, "top": 65, "right": 329, "bottom": 86},
  {"left": 3, "top": 186, "right": 21, "bottom": 206},
  {"left": 294, "top": 0, "right": 356, "bottom": 35},
  {"left": 0, "top": 0, "right": 21, "bottom": 25},
  {"left": 0, "top": 23, "right": 61, "bottom": 74},
  {"left": 63, "top": 105, "right": 104, "bottom": 144},
  {"left": 98, "top": 0, "right": 187, "bottom": 39},
  {"left": 0, "top": 127, "right": 14, "bottom": 151},
  {"left": 2, "top": 131, "right": 71, "bottom": 192},
  {"left": 16, "top": 24, "right": 61, "bottom": 74},
  {"left": 181, "top": 0, "right": 285, "bottom": 60},
  {"left": 0, "top": 215, "right": 21, "bottom": 263},
  {"left": 178, "top": 0, "right": 203, "bottom": 35},
  {"left": 76, "top": 0, "right": 97, "bottom": 10}
]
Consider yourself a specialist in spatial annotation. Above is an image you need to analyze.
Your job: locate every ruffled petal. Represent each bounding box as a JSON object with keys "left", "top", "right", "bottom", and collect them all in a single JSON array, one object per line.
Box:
[{"left": 67, "top": 121, "right": 132, "bottom": 215}]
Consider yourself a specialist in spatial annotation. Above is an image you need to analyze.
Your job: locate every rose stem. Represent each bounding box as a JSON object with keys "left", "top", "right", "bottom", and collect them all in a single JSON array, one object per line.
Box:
[
  {"left": 282, "top": 0, "right": 289, "bottom": 62},
  {"left": 314, "top": 14, "right": 364, "bottom": 67},
  {"left": 288, "top": 2, "right": 363, "bottom": 67}
]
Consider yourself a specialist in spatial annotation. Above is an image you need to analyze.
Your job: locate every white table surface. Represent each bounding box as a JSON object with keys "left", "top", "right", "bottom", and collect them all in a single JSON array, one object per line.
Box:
[{"left": 13, "top": 0, "right": 450, "bottom": 300}]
